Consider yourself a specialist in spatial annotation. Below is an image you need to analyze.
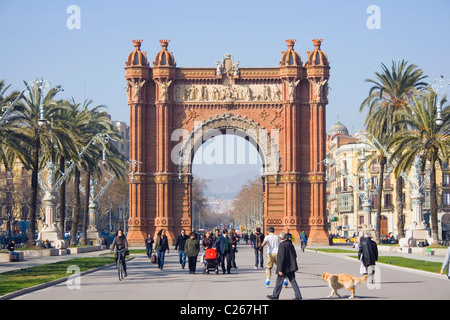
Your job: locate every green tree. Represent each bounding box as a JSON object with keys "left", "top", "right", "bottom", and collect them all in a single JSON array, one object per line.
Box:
[
  {"left": 0, "top": 79, "right": 32, "bottom": 171},
  {"left": 389, "top": 91, "right": 449, "bottom": 243},
  {"left": 360, "top": 60, "right": 428, "bottom": 238},
  {"left": 17, "top": 80, "right": 73, "bottom": 246}
]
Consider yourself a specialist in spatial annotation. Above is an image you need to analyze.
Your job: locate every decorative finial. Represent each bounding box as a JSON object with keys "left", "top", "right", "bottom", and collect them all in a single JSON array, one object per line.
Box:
[
  {"left": 159, "top": 39, "right": 170, "bottom": 50},
  {"left": 312, "top": 39, "right": 323, "bottom": 50},
  {"left": 132, "top": 39, "right": 143, "bottom": 50},
  {"left": 285, "top": 39, "right": 296, "bottom": 49}
]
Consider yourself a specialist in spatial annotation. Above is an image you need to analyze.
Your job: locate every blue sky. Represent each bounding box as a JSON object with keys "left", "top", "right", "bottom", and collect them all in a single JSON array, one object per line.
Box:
[{"left": 1, "top": 0, "right": 449, "bottom": 180}]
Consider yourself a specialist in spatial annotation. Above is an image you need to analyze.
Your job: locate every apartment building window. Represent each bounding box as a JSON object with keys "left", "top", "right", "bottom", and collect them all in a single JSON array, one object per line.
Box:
[
  {"left": 359, "top": 177, "right": 364, "bottom": 190},
  {"left": 338, "top": 194, "right": 353, "bottom": 212},
  {"left": 443, "top": 192, "right": 450, "bottom": 206},
  {"left": 384, "top": 193, "right": 392, "bottom": 208},
  {"left": 371, "top": 176, "right": 378, "bottom": 188},
  {"left": 443, "top": 173, "right": 450, "bottom": 187}
]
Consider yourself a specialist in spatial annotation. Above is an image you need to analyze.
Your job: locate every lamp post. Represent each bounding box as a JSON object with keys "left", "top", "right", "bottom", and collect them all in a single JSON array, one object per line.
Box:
[
  {"left": 37, "top": 133, "right": 117, "bottom": 249},
  {"left": 79, "top": 170, "right": 116, "bottom": 246},
  {"left": 356, "top": 131, "right": 433, "bottom": 246},
  {"left": 430, "top": 77, "right": 450, "bottom": 126}
]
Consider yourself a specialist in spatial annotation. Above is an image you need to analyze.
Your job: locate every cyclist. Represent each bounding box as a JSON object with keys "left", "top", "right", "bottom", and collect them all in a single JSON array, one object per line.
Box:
[
  {"left": 111, "top": 229, "right": 129, "bottom": 277},
  {"left": 300, "top": 231, "right": 308, "bottom": 252}
]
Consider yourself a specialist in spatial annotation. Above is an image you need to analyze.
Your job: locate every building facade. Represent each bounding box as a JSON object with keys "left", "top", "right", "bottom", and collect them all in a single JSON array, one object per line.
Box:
[{"left": 326, "top": 122, "right": 450, "bottom": 241}]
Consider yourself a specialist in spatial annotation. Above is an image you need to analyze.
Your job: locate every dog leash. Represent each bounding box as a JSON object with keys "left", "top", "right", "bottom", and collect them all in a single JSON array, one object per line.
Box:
[{"left": 296, "top": 271, "right": 323, "bottom": 277}]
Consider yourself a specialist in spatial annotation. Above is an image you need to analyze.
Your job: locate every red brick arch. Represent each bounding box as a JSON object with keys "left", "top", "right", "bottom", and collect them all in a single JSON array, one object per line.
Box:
[{"left": 125, "top": 39, "right": 330, "bottom": 245}]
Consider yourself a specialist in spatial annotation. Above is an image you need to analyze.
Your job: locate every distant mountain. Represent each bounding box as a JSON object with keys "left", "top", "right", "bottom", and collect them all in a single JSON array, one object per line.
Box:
[{"left": 202, "top": 170, "right": 262, "bottom": 200}]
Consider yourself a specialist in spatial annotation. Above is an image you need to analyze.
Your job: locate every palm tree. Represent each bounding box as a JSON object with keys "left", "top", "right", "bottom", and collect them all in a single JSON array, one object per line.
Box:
[
  {"left": 0, "top": 80, "right": 33, "bottom": 171},
  {"left": 389, "top": 91, "right": 450, "bottom": 243},
  {"left": 16, "top": 80, "right": 74, "bottom": 246},
  {"left": 360, "top": 60, "right": 428, "bottom": 239},
  {"left": 66, "top": 99, "right": 125, "bottom": 245}
]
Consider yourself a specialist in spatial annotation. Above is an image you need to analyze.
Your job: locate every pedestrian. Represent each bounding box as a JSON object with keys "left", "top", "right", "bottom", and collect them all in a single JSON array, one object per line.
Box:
[
  {"left": 212, "top": 229, "right": 220, "bottom": 246},
  {"left": 261, "top": 226, "right": 280, "bottom": 286},
  {"left": 253, "top": 227, "right": 265, "bottom": 269},
  {"left": 111, "top": 229, "right": 129, "bottom": 277},
  {"left": 266, "top": 232, "right": 302, "bottom": 300},
  {"left": 201, "top": 230, "right": 213, "bottom": 250},
  {"left": 250, "top": 232, "right": 256, "bottom": 247},
  {"left": 358, "top": 235, "right": 378, "bottom": 282},
  {"left": 285, "top": 228, "right": 293, "bottom": 242},
  {"left": 214, "top": 229, "right": 232, "bottom": 274},
  {"left": 185, "top": 232, "right": 200, "bottom": 274},
  {"left": 6, "top": 240, "right": 19, "bottom": 262},
  {"left": 145, "top": 233, "right": 154, "bottom": 259},
  {"left": 440, "top": 246, "right": 450, "bottom": 279},
  {"left": 229, "top": 229, "right": 238, "bottom": 269},
  {"left": 175, "top": 229, "right": 189, "bottom": 270},
  {"left": 155, "top": 229, "right": 170, "bottom": 270}
]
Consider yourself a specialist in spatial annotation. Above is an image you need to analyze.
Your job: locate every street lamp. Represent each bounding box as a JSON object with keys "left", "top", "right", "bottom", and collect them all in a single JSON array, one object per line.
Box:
[
  {"left": 430, "top": 76, "right": 450, "bottom": 126},
  {"left": 129, "top": 159, "right": 143, "bottom": 182},
  {"left": 37, "top": 132, "right": 118, "bottom": 249},
  {"left": 0, "top": 79, "right": 61, "bottom": 128}
]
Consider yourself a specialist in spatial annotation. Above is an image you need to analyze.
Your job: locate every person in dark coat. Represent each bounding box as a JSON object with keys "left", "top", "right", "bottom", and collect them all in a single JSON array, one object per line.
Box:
[
  {"left": 214, "top": 229, "right": 232, "bottom": 274},
  {"left": 145, "top": 233, "right": 154, "bottom": 259},
  {"left": 155, "top": 229, "right": 170, "bottom": 270},
  {"left": 358, "top": 235, "right": 378, "bottom": 282},
  {"left": 175, "top": 229, "right": 189, "bottom": 269},
  {"left": 253, "top": 227, "right": 265, "bottom": 269},
  {"left": 185, "top": 232, "right": 200, "bottom": 274},
  {"left": 111, "top": 230, "right": 129, "bottom": 277},
  {"left": 267, "top": 232, "right": 302, "bottom": 300}
]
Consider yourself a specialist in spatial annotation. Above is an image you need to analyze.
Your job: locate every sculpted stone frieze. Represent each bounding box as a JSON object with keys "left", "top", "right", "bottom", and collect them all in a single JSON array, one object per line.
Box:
[{"left": 173, "top": 83, "right": 283, "bottom": 103}]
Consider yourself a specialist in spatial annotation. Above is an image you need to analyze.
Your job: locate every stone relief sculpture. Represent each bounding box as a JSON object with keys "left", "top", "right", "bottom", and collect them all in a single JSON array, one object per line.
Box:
[
  {"left": 309, "top": 76, "right": 328, "bottom": 101},
  {"left": 173, "top": 83, "right": 284, "bottom": 103},
  {"left": 284, "top": 79, "right": 300, "bottom": 101},
  {"left": 155, "top": 79, "right": 172, "bottom": 102},
  {"left": 215, "top": 61, "right": 223, "bottom": 76},
  {"left": 127, "top": 79, "right": 146, "bottom": 102}
]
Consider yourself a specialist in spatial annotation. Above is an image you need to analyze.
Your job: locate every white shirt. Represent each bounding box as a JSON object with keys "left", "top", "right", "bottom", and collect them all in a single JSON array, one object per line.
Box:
[{"left": 264, "top": 234, "right": 280, "bottom": 254}]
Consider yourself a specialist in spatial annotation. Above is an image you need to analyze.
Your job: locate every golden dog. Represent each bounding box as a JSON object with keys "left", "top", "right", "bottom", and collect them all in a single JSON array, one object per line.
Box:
[{"left": 322, "top": 272, "right": 368, "bottom": 299}]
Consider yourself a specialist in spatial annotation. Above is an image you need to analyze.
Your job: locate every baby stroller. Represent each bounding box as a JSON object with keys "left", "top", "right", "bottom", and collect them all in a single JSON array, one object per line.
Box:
[{"left": 203, "top": 248, "right": 219, "bottom": 274}]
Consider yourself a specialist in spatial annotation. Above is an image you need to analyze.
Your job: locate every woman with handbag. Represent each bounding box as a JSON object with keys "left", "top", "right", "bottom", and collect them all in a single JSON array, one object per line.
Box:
[
  {"left": 111, "top": 229, "right": 129, "bottom": 277},
  {"left": 155, "top": 229, "right": 170, "bottom": 270}
]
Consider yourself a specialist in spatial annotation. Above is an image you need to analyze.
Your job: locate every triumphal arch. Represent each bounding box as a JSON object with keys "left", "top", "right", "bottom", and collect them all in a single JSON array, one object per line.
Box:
[{"left": 125, "top": 38, "right": 330, "bottom": 245}]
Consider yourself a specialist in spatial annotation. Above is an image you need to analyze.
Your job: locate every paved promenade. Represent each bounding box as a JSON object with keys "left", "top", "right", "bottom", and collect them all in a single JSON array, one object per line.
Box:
[{"left": 3, "top": 243, "right": 448, "bottom": 302}]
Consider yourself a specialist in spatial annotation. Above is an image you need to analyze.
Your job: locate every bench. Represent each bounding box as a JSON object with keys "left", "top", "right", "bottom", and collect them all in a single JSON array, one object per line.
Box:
[{"left": 0, "top": 252, "right": 24, "bottom": 262}]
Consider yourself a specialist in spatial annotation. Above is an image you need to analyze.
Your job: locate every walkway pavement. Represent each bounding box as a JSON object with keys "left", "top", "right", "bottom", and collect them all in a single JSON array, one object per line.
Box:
[{"left": 2, "top": 243, "right": 448, "bottom": 303}]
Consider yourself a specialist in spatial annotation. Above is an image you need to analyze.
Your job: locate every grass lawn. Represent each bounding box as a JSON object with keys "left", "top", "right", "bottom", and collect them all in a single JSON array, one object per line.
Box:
[
  {"left": 0, "top": 256, "right": 115, "bottom": 297},
  {"left": 307, "top": 248, "right": 356, "bottom": 254},
  {"left": 312, "top": 248, "right": 443, "bottom": 274},
  {"left": 349, "top": 255, "right": 442, "bottom": 274}
]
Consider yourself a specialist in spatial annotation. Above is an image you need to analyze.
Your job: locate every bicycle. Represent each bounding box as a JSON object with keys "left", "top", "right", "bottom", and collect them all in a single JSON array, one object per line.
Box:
[
  {"left": 115, "top": 248, "right": 126, "bottom": 281},
  {"left": 301, "top": 241, "right": 307, "bottom": 252}
]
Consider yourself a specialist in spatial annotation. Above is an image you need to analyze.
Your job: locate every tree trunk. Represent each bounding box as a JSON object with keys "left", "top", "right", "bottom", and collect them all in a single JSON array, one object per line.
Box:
[
  {"left": 70, "top": 167, "right": 81, "bottom": 246},
  {"left": 396, "top": 175, "right": 404, "bottom": 239},
  {"left": 58, "top": 156, "right": 66, "bottom": 237},
  {"left": 430, "top": 153, "right": 439, "bottom": 244},
  {"left": 27, "top": 135, "right": 40, "bottom": 247},
  {"left": 375, "top": 157, "right": 386, "bottom": 244},
  {"left": 82, "top": 170, "right": 91, "bottom": 246}
]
